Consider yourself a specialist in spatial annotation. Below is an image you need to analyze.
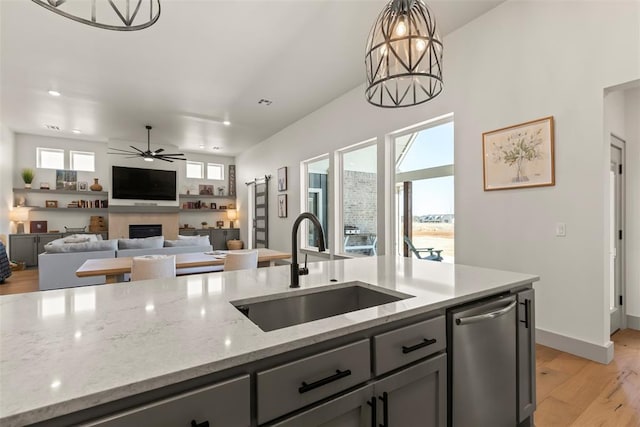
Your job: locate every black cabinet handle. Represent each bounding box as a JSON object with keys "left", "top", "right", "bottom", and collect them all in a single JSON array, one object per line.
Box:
[
  {"left": 378, "top": 392, "right": 389, "bottom": 427},
  {"left": 191, "top": 420, "right": 209, "bottom": 427},
  {"left": 298, "top": 369, "right": 351, "bottom": 394},
  {"left": 519, "top": 299, "right": 531, "bottom": 329},
  {"left": 402, "top": 338, "right": 437, "bottom": 354},
  {"left": 367, "top": 396, "right": 377, "bottom": 427}
]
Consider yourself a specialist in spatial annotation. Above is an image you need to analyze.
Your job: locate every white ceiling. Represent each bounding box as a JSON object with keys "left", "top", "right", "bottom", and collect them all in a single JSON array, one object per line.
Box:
[{"left": 0, "top": 0, "right": 504, "bottom": 156}]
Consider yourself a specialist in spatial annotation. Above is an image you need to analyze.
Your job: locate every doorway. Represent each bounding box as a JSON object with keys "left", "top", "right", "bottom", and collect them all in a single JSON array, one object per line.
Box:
[{"left": 610, "top": 136, "right": 625, "bottom": 334}]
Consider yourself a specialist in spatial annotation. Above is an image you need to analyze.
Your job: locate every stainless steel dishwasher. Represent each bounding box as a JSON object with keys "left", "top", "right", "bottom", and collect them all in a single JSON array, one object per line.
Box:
[{"left": 448, "top": 294, "right": 518, "bottom": 427}]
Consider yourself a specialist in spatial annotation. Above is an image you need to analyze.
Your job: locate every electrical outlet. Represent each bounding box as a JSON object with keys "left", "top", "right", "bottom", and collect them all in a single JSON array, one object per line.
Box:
[{"left": 556, "top": 223, "right": 566, "bottom": 237}]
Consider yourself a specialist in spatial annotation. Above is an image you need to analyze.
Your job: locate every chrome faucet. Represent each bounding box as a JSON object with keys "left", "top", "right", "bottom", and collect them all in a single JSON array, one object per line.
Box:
[{"left": 291, "top": 212, "right": 326, "bottom": 288}]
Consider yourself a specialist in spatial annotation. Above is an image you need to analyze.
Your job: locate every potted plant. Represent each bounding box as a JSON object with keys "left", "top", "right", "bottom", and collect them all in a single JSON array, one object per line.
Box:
[
  {"left": 201, "top": 221, "right": 208, "bottom": 229},
  {"left": 21, "top": 168, "right": 35, "bottom": 189}
]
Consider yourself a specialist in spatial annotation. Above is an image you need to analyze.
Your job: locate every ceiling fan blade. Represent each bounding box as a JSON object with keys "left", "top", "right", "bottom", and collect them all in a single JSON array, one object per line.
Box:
[
  {"left": 108, "top": 151, "right": 139, "bottom": 156},
  {"left": 130, "top": 146, "right": 146, "bottom": 154},
  {"left": 109, "top": 147, "right": 139, "bottom": 154},
  {"left": 156, "top": 157, "right": 174, "bottom": 163},
  {"left": 156, "top": 153, "right": 185, "bottom": 157},
  {"left": 153, "top": 148, "right": 165, "bottom": 154},
  {"left": 158, "top": 155, "right": 186, "bottom": 160}
]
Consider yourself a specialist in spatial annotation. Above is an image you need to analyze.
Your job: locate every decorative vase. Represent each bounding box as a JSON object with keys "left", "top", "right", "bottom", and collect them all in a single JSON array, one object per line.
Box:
[
  {"left": 227, "top": 240, "right": 243, "bottom": 250},
  {"left": 90, "top": 178, "right": 103, "bottom": 191}
]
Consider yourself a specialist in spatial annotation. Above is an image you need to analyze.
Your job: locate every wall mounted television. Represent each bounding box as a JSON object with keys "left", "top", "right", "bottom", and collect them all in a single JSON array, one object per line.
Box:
[{"left": 112, "top": 166, "right": 177, "bottom": 201}]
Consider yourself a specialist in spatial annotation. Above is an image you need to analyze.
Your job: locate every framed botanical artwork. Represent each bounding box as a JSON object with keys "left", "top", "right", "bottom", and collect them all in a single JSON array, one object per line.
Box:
[
  {"left": 45, "top": 200, "right": 58, "bottom": 208},
  {"left": 482, "top": 116, "right": 555, "bottom": 191},
  {"left": 199, "top": 184, "right": 214, "bottom": 195},
  {"left": 78, "top": 181, "right": 88, "bottom": 191},
  {"left": 278, "top": 166, "right": 287, "bottom": 192},
  {"left": 278, "top": 194, "right": 287, "bottom": 218}
]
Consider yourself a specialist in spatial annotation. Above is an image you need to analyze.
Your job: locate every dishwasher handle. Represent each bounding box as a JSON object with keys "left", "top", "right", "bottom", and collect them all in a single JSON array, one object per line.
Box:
[{"left": 455, "top": 300, "right": 517, "bottom": 325}]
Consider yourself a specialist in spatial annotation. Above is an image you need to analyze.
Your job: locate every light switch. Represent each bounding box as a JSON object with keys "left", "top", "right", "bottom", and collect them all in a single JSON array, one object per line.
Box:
[{"left": 556, "top": 223, "right": 566, "bottom": 237}]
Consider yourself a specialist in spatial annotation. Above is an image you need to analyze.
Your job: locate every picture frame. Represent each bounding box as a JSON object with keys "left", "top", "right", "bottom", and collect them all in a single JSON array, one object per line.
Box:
[
  {"left": 199, "top": 184, "right": 214, "bottom": 195},
  {"left": 482, "top": 116, "right": 555, "bottom": 191},
  {"left": 210, "top": 202, "right": 217, "bottom": 209},
  {"left": 278, "top": 194, "right": 287, "bottom": 218},
  {"left": 45, "top": 200, "right": 58, "bottom": 208},
  {"left": 78, "top": 181, "right": 88, "bottom": 191},
  {"left": 278, "top": 166, "right": 287, "bottom": 191},
  {"left": 30, "top": 220, "right": 47, "bottom": 233},
  {"left": 216, "top": 220, "right": 224, "bottom": 228},
  {"left": 39, "top": 182, "right": 50, "bottom": 190},
  {"left": 219, "top": 205, "right": 227, "bottom": 210},
  {"left": 56, "top": 169, "right": 77, "bottom": 191}
]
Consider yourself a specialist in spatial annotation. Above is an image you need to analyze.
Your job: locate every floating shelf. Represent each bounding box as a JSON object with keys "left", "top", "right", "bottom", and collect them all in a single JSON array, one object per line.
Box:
[
  {"left": 28, "top": 207, "right": 107, "bottom": 212},
  {"left": 179, "top": 194, "right": 234, "bottom": 199},
  {"left": 13, "top": 188, "right": 108, "bottom": 196},
  {"left": 180, "top": 209, "right": 229, "bottom": 212}
]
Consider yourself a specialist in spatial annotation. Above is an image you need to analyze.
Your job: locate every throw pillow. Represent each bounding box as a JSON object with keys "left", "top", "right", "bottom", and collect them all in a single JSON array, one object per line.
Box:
[
  {"left": 118, "top": 236, "right": 165, "bottom": 250},
  {"left": 164, "top": 236, "right": 210, "bottom": 247},
  {"left": 44, "top": 240, "right": 118, "bottom": 253}
]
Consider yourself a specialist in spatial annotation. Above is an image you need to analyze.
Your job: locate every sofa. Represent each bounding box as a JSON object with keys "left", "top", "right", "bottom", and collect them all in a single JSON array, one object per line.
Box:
[{"left": 38, "top": 235, "right": 215, "bottom": 291}]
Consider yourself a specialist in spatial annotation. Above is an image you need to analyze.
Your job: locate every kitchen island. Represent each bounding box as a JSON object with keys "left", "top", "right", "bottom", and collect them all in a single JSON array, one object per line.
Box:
[{"left": 0, "top": 256, "right": 538, "bottom": 426}]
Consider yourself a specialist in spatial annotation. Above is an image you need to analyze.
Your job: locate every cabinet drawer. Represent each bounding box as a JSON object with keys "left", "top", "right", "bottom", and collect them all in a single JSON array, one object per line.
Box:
[
  {"left": 373, "top": 316, "right": 446, "bottom": 375},
  {"left": 257, "top": 339, "right": 370, "bottom": 424},
  {"left": 85, "top": 375, "right": 250, "bottom": 427}
]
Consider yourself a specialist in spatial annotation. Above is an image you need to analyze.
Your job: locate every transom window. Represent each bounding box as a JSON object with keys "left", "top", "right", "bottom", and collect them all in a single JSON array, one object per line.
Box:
[
  {"left": 36, "top": 147, "right": 64, "bottom": 169},
  {"left": 70, "top": 150, "right": 95, "bottom": 172},
  {"left": 207, "top": 163, "right": 224, "bottom": 180},
  {"left": 186, "top": 161, "right": 204, "bottom": 179}
]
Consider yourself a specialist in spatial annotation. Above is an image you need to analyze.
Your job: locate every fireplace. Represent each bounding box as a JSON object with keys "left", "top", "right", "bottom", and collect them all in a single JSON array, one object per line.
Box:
[{"left": 129, "top": 224, "right": 162, "bottom": 238}]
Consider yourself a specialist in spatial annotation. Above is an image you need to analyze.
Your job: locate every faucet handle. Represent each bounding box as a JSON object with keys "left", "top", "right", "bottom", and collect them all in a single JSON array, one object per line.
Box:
[{"left": 299, "top": 254, "right": 309, "bottom": 275}]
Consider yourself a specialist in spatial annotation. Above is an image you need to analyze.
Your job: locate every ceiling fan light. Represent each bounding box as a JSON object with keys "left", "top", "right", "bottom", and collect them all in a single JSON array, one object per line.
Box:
[
  {"left": 365, "top": 0, "right": 443, "bottom": 108},
  {"left": 144, "top": 157, "right": 154, "bottom": 162}
]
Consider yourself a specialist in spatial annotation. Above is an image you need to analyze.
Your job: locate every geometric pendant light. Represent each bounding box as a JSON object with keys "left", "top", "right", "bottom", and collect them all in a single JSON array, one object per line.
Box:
[
  {"left": 30, "top": 0, "right": 160, "bottom": 31},
  {"left": 365, "top": 0, "right": 443, "bottom": 107}
]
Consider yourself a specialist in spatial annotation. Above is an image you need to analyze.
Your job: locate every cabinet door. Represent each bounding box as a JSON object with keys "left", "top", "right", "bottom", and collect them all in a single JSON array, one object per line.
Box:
[
  {"left": 86, "top": 375, "right": 250, "bottom": 427},
  {"left": 9, "top": 235, "right": 37, "bottom": 266},
  {"left": 210, "top": 229, "right": 229, "bottom": 250},
  {"left": 374, "top": 354, "right": 447, "bottom": 427},
  {"left": 270, "top": 384, "right": 374, "bottom": 427},
  {"left": 37, "top": 233, "right": 63, "bottom": 256},
  {"left": 517, "top": 288, "right": 536, "bottom": 422}
]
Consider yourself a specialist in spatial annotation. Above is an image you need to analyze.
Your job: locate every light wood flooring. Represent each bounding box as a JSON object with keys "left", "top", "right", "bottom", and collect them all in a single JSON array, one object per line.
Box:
[{"left": 1, "top": 269, "right": 639, "bottom": 425}]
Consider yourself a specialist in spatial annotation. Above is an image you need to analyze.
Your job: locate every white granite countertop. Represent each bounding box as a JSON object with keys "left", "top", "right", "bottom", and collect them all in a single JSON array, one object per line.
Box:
[{"left": 0, "top": 256, "right": 538, "bottom": 425}]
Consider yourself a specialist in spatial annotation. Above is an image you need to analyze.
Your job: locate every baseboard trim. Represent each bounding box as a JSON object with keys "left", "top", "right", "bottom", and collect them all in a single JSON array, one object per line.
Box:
[
  {"left": 627, "top": 314, "right": 640, "bottom": 330},
  {"left": 536, "top": 328, "right": 614, "bottom": 364}
]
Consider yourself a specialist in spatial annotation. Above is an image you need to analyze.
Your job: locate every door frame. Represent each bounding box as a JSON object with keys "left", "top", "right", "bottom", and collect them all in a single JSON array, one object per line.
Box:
[{"left": 610, "top": 134, "right": 626, "bottom": 333}]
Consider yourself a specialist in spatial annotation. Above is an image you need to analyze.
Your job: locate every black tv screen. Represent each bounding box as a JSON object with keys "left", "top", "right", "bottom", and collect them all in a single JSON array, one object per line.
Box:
[{"left": 112, "top": 166, "right": 176, "bottom": 201}]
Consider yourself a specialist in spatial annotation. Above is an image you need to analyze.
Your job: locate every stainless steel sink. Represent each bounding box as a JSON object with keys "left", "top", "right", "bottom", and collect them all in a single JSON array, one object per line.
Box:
[{"left": 232, "top": 281, "right": 413, "bottom": 332}]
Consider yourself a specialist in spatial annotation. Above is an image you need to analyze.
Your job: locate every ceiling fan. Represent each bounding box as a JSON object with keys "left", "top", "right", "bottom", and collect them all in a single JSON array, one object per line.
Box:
[{"left": 108, "top": 125, "right": 186, "bottom": 162}]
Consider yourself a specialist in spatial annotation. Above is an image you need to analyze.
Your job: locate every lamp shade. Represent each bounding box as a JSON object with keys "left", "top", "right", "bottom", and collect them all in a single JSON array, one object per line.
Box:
[
  {"left": 9, "top": 207, "right": 30, "bottom": 222},
  {"left": 365, "top": 0, "right": 443, "bottom": 107},
  {"left": 227, "top": 209, "right": 237, "bottom": 221}
]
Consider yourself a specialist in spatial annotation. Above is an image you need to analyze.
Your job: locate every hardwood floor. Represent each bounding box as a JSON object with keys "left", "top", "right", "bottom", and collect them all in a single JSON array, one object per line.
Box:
[{"left": 1, "top": 269, "right": 639, "bottom": 425}]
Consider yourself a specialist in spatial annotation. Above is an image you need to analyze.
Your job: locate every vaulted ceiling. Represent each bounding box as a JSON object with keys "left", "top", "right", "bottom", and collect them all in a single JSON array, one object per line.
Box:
[{"left": 0, "top": 0, "right": 503, "bottom": 155}]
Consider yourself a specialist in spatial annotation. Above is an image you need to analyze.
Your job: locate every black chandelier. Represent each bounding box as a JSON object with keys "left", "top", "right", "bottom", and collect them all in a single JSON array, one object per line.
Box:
[
  {"left": 365, "top": 0, "right": 443, "bottom": 108},
  {"left": 31, "top": 0, "right": 161, "bottom": 31}
]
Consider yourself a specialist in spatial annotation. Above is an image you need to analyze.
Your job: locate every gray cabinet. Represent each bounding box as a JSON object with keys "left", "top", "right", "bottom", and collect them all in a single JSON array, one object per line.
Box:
[
  {"left": 517, "top": 288, "right": 536, "bottom": 423},
  {"left": 86, "top": 375, "right": 250, "bottom": 427},
  {"left": 374, "top": 354, "right": 447, "bottom": 427},
  {"left": 9, "top": 233, "right": 63, "bottom": 266}
]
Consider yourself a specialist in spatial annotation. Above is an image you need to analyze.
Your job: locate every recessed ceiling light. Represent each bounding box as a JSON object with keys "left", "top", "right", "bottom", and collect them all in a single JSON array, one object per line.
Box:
[
  {"left": 223, "top": 120, "right": 231, "bottom": 126},
  {"left": 199, "top": 144, "right": 205, "bottom": 149},
  {"left": 48, "top": 90, "right": 61, "bottom": 97},
  {"left": 71, "top": 129, "right": 81, "bottom": 134}
]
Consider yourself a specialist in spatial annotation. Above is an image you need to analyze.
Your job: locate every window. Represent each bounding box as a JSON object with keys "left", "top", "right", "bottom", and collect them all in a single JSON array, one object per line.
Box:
[
  {"left": 302, "top": 156, "right": 330, "bottom": 250},
  {"left": 186, "top": 161, "right": 204, "bottom": 179},
  {"left": 394, "top": 118, "right": 454, "bottom": 262},
  {"left": 207, "top": 163, "right": 224, "bottom": 180},
  {"left": 36, "top": 147, "right": 64, "bottom": 169},
  {"left": 339, "top": 141, "right": 377, "bottom": 257},
  {"left": 70, "top": 151, "right": 95, "bottom": 172}
]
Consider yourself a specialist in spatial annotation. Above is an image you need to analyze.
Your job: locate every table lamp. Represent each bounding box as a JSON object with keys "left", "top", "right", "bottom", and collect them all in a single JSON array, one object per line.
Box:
[
  {"left": 9, "top": 207, "right": 30, "bottom": 234},
  {"left": 227, "top": 209, "right": 237, "bottom": 228}
]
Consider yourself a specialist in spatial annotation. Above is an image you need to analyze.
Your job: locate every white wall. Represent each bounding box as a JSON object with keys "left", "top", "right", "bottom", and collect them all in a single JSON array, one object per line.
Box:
[
  {"left": 625, "top": 88, "right": 640, "bottom": 324},
  {"left": 0, "top": 125, "right": 15, "bottom": 239},
  {"left": 237, "top": 0, "right": 640, "bottom": 361},
  {"left": 13, "top": 133, "right": 235, "bottom": 232}
]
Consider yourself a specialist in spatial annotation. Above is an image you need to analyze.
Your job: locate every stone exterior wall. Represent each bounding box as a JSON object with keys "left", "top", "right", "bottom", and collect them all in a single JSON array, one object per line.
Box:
[{"left": 343, "top": 170, "right": 377, "bottom": 234}]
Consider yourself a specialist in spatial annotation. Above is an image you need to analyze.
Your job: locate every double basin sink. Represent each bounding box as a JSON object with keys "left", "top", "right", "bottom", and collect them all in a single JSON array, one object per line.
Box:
[{"left": 232, "top": 281, "right": 414, "bottom": 332}]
